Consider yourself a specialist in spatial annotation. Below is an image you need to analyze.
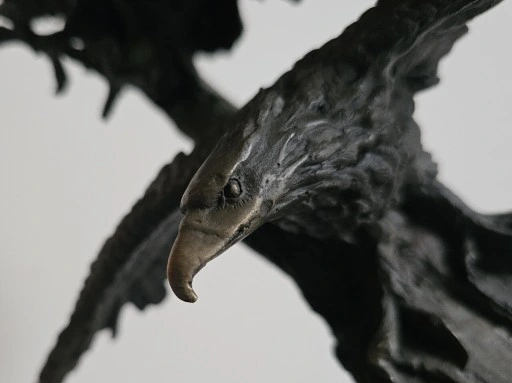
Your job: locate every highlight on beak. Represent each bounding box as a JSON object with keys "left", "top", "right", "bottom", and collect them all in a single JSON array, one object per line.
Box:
[
  {"left": 167, "top": 196, "right": 264, "bottom": 302},
  {"left": 167, "top": 219, "right": 227, "bottom": 303}
]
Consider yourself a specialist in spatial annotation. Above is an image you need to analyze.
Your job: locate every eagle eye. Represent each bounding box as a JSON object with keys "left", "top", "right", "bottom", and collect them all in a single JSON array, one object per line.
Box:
[{"left": 223, "top": 179, "right": 242, "bottom": 199}]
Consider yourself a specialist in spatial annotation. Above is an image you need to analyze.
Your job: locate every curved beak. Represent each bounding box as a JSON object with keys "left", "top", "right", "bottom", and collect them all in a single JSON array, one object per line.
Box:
[{"left": 167, "top": 199, "right": 263, "bottom": 302}]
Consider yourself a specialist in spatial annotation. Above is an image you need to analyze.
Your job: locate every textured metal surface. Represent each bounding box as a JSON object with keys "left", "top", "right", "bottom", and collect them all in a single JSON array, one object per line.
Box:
[{"left": 2, "top": 1, "right": 511, "bottom": 382}]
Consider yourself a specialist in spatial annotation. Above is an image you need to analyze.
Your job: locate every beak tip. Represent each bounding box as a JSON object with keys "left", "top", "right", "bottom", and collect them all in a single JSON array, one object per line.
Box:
[
  {"left": 168, "top": 277, "right": 198, "bottom": 303},
  {"left": 180, "top": 286, "right": 198, "bottom": 303}
]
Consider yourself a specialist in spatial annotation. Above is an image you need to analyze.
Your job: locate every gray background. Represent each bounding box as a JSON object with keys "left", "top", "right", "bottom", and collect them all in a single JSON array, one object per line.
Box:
[{"left": 1, "top": 1, "right": 511, "bottom": 382}]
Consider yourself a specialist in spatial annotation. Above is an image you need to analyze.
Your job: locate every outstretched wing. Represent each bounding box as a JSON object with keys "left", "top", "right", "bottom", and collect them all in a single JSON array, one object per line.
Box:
[
  {"left": 38, "top": 150, "right": 207, "bottom": 383},
  {"left": 340, "top": 0, "right": 503, "bottom": 92}
]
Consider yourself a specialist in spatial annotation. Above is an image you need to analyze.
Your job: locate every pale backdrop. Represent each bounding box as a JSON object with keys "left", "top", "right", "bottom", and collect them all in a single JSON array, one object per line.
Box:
[{"left": 1, "top": 1, "right": 511, "bottom": 382}]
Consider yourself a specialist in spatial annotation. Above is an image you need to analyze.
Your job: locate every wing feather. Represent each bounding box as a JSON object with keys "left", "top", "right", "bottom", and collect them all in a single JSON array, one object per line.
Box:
[
  {"left": 338, "top": 0, "right": 502, "bottom": 92},
  {"left": 38, "top": 151, "right": 204, "bottom": 383}
]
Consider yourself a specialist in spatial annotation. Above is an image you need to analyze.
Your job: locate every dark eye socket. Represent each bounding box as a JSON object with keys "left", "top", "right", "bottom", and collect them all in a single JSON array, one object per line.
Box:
[{"left": 223, "top": 179, "right": 242, "bottom": 199}]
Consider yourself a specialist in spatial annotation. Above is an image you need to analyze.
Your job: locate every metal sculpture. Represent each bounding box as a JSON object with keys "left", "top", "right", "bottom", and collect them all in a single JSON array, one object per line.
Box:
[{"left": 1, "top": 0, "right": 511, "bottom": 382}]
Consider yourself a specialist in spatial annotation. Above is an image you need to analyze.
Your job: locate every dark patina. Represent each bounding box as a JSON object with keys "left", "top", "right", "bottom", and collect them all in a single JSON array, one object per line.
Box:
[{"left": 2, "top": 0, "right": 511, "bottom": 382}]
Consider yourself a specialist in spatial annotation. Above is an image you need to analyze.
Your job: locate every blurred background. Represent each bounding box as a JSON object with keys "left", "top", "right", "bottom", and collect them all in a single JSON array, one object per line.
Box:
[{"left": 1, "top": 1, "right": 511, "bottom": 382}]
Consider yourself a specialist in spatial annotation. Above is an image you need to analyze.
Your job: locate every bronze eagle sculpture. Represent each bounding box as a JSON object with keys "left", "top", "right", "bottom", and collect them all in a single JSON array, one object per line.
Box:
[{"left": 1, "top": 0, "right": 511, "bottom": 382}]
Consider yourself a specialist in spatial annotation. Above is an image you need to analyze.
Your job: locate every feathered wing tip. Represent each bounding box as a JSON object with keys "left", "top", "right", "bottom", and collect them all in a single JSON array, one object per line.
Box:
[{"left": 37, "top": 151, "right": 203, "bottom": 383}]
